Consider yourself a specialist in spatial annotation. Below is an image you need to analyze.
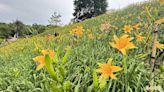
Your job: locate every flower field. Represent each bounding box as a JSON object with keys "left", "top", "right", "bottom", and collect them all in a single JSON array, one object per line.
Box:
[{"left": 0, "top": 0, "right": 164, "bottom": 92}]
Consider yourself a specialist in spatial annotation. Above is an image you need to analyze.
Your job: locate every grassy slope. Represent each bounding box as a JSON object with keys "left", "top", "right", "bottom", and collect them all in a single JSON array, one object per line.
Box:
[{"left": 0, "top": 0, "right": 164, "bottom": 91}]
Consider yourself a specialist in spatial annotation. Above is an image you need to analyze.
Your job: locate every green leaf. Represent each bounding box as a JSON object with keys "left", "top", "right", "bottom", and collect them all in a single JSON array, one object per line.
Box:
[
  {"left": 58, "top": 66, "right": 65, "bottom": 78},
  {"left": 92, "top": 70, "right": 98, "bottom": 92},
  {"left": 74, "top": 83, "right": 80, "bottom": 92},
  {"left": 63, "top": 81, "right": 71, "bottom": 91},
  {"left": 45, "top": 55, "right": 59, "bottom": 82},
  {"left": 50, "top": 82, "right": 59, "bottom": 92},
  {"left": 100, "top": 80, "right": 106, "bottom": 91},
  {"left": 87, "top": 84, "right": 93, "bottom": 92},
  {"left": 62, "top": 46, "right": 71, "bottom": 65}
]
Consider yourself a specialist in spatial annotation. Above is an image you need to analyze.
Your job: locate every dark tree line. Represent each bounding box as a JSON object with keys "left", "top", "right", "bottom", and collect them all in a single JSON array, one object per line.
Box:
[
  {"left": 0, "top": 20, "right": 46, "bottom": 39},
  {"left": 73, "top": 0, "right": 108, "bottom": 22}
]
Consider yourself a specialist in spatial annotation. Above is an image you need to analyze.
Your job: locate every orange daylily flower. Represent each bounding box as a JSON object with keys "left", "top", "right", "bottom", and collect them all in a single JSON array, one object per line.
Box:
[
  {"left": 33, "top": 49, "right": 54, "bottom": 70},
  {"left": 70, "top": 26, "right": 84, "bottom": 37},
  {"left": 100, "top": 22, "right": 110, "bottom": 31},
  {"left": 42, "top": 49, "right": 55, "bottom": 59},
  {"left": 109, "top": 34, "right": 136, "bottom": 55},
  {"left": 156, "top": 41, "right": 164, "bottom": 50},
  {"left": 133, "top": 23, "right": 141, "bottom": 30},
  {"left": 123, "top": 25, "right": 133, "bottom": 33},
  {"left": 155, "top": 17, "right": 164, "bottom": 25},
  {"left": 96, "top": 58, "right": 122, "bottom": 80},
  {"left": 159, "top": 0, "right": 164, "bottom": 4},
  {"left": 33, "top": 56, "right": 45, "bottom": 71},
  {"left": 136, "top": 34, "right": 145, "bottom": 42},
  {"left": 46, "top": 34, "right": 54, "bottom": 41}
]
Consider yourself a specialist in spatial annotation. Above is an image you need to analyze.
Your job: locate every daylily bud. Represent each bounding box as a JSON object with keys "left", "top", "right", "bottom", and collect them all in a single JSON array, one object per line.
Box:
[
  {"left": 45, "top": 55, "right": 59, "bottom": 82},
  {"left": 63, "top": 81, "right": 71, "bottom": 91},
  {"left": 58, "top": 66, "right": 65, "bottom": 77},
  {"left": 100, "top": 80, "right": 106, "bottom": 91},
  {"left": 62, "top": 46, "right": 71, "bottom": 65},
  {"left": 92, "top": 70, "right": 98, "bottom": 92},
  {"left": 160, "top": 65, "right": 164, "bottom": 72}
]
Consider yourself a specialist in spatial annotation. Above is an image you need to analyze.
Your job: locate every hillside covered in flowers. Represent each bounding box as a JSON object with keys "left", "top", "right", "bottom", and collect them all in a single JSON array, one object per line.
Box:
[{"left": 0, "top": 0, "right": 164, "bottom": 91}]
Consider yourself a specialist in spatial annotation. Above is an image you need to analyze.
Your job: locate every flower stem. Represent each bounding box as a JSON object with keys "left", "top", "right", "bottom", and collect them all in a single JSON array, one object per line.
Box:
[
  {"left": 45, "top": 55, "right": 59, "bottom": 82},
  {"left": 150, "top": 25, "right": 158, "bottom": 89},
  {"left": 123, "top": 56, "right": 127, "bottom": 74},
  {"left": 123, "top": 56, "right": 128, "bottom": 91}
]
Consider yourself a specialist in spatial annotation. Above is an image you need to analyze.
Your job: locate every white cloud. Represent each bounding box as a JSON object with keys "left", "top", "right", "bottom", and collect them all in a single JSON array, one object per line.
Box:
[
  {"left": 0, "top": 3, "right": 11, "bottom": 13},
  {"left": 0, "top": 0, "right": 147, "bottom": 25},
  {"left": 108, "top": 0, "right": 148, "bottom": 9}
]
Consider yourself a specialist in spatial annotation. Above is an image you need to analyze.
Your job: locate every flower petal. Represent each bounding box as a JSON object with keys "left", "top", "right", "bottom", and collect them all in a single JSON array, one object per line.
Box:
[
  {"left": 42, "top": 49, "right": 54, "bottom": 60},
  {"left": 33, "top": 56, "right": 45, "bottom": 63},
  {"left": 111, "top": 66, "right": 122, "bottom": 72},
  {"left": 36, "top": 63, "right": 45, "bottom": 71},
  {"left": 129, "top": 37, "right": 134, "bottom": 41},
  {"left": 120, "top": 34, "right": 129, "bottom": 39},
  {"left": 114, "top": 35, "right": 119, "bottom": 42},
  {"left": 107, "top": 58, "right": 112, "bottom": 66},
  {"left": 109, "top": 42, "right": 117, "bottom": 48},
  {"left": 96, "top": 69, "right": 103, "bottom": 73},
  {"left": 97, "top": 63, "right": 103, "bottom": 67},
  {"left": 42, "top": 50, "right": 48, "bottom": 55},
  {"left": 101, "top": 74, "right": 109, "bottom": 80},
  {"left": 110, "top": 73, "right": 117, "bottom": 80},
  {"left": 126, "top": 43, "right": 136, "bottom": 49},
  {"left": 120, "top": 49, "right": 127, "bottom": 55}
]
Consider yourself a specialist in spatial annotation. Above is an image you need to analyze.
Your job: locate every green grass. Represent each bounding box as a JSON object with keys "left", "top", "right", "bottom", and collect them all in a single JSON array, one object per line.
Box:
[
  {"left": 0, "top": 0, "right": 164, "bottom": 91},
  {"left": 0, "top": 38, "right": 4, "bottom": 44}
]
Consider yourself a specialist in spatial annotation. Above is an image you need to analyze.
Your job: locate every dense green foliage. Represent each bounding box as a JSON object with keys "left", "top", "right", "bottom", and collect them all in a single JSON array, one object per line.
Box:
[
  {"left": 0, "top": 0, "right": 164, "bottom": 91},
  {"left": 0, "top": 21, "right": 46, "bottom": 39},
  {"left": 73, "top": 0, "right": 108, "bottom": 22}
]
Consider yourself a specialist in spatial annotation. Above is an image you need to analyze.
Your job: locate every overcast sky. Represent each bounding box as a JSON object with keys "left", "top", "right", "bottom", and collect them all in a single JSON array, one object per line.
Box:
[{"left": 0, "top": 0, "right": 147, "bottom": 25}]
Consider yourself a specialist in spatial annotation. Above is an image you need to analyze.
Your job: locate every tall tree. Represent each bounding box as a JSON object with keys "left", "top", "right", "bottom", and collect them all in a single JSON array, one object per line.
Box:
[
  {"left": 13, "top": 20, "right": 25, "bottom": 38},
  {"left": 0, "top": 23, "right": 12, "bottom": 38},
  {"left": 73, "top": 0, "right": 108, "bottom": 22},
  {"left": 48, "top": 12, "right": 61, "bottom": 26}
]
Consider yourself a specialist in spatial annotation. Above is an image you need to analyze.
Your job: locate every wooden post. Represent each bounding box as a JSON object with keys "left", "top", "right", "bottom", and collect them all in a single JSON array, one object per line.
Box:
[
  {"left": 150, "top": 25, "right": 158, "bottom": 72},
  {"left": 150, "top": 24, "right": 158, "bottom": 88}
]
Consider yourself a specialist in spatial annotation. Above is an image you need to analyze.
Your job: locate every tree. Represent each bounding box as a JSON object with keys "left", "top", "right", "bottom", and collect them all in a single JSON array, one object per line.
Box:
[
  {"left": 0, "top": 23, "right": 11, "bottom": 38},
  {"left": 73, "top": 0, "right": 108, "bottom": 22},
  {"left": 32, "top": 23, "right": 46, "bottom": 33},
  {"left": 0, "top": 23, "right": 15, "bottom": 38},
  {"left": 13, "top": 20, "right": 25, "bottom": 38},
  {"left": 0, "top": 21, "right": 46, "bottom": 39},
  {"left": 48, "top": 12, "right": 61, "bottom": 26}
]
